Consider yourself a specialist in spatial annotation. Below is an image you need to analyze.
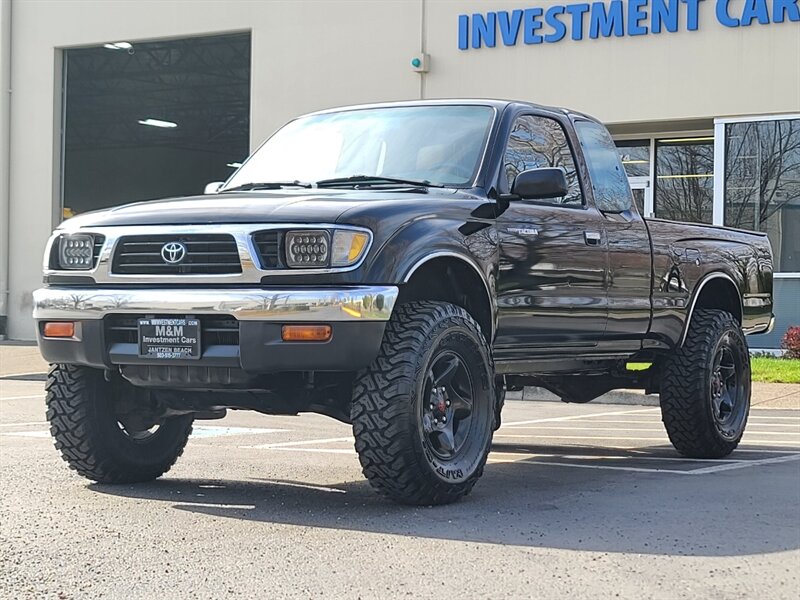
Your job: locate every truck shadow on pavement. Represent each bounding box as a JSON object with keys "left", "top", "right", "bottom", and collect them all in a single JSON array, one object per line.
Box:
[{"left": 88, "top": 441, "right": 800, "bottom": 558}]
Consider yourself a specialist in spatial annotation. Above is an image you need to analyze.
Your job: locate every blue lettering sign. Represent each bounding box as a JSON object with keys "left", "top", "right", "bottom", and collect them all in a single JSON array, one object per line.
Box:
[
  {"left": 545, "top": 6, "right": 569, "bottom": 41},
  {"left": 472, "top": 12, "right": 497, "bottom": 48},
  {"left": 651, "top": 0, "right": 680, "bottom": 32},
  {"left": 589, "top": 1, "right": 625, "bottom": 38},
  {"left": 741, "top": 0, "right": 771, "bottom": 24},
  {"left": 524, "top": 7, "right": 545, "bottom": 43},
  {"left": 498, "top": 10, "right": 524, "bottom": 45},
  {"left": 565, "top": 3, "right": 591, "bottom": 39},
  {"left": 682, "top": 0, "right": 704, "bottom": 29},
  {"left": 773, "top": 0, "right": 800, "bottom": 22},
  {"left": 457, "top": 0, "right": 797, "bottom": 49},
  {"left": 716, "top": 0, "right": 740, "bottom": 26},
  {"left": 628, "top": 0, "right": 650, "bottom": 33}
]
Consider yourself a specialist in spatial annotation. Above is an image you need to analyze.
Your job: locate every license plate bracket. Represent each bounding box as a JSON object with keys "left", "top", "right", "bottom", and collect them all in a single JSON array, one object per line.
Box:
[{"left": 138, "top": 317, "right": 201, "bottom": 360}]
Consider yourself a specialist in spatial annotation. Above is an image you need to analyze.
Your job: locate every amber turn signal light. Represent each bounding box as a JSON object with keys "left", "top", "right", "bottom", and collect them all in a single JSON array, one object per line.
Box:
[
  {"left": 281, "top": 325, "right": 332, "bottom": 342},
  {"left": 43, "top": 322, "right": 75, "bottom": 338}
]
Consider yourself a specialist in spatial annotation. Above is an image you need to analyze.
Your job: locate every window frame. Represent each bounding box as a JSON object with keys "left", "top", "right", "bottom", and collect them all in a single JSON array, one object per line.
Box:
[{"left": 497, "top": 111, "right": 588, "bottom": 210}]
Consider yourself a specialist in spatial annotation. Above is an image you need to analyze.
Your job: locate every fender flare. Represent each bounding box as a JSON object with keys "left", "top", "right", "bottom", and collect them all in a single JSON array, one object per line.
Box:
[
  {"left": 679, "top": 271, "right": 742, "bottom": 347},
  {"left": 402, "top": 251, "right": 495, "bottom": 338}
]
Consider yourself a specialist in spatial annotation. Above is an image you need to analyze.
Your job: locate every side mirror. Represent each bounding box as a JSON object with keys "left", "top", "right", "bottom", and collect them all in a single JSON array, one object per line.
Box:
[
  {"left": 204, "top": 181, "right": 224, "bottom": 194},
  {"left": 511, "top": 167, "right": 568, "bottom": 200}
]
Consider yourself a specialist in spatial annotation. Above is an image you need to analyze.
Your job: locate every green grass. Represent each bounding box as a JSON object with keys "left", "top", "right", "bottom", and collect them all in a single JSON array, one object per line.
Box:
[
  {"left": 751, "top": 357, "right": 800, "bottom": 384},
  {"left": 626, "top": 358, "right": 800, "bottom": 383}
]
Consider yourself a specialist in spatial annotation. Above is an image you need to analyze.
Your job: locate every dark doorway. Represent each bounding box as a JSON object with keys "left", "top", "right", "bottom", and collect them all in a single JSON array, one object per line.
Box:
[{"left": 62, "top": 32, "right": 251, "bottom": 217}]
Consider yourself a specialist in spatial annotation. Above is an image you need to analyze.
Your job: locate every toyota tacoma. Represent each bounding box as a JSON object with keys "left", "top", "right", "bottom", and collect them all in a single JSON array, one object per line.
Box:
[{"left": 34, "top": 100, "right": 774, "bottom": 505}]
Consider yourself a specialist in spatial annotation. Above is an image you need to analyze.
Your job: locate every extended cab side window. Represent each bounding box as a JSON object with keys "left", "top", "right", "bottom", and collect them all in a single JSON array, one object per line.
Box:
[
  {"left": 503, "top": 115, "right": 583, "bottom": 206},
  {"left": 574, "top": 120, "right": 633, "bottom": 213}
]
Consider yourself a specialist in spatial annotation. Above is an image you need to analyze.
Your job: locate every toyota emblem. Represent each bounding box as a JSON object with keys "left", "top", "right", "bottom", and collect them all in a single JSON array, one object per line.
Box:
[{"left": 161, "top": 242, "right": 187, "bottom": 264}]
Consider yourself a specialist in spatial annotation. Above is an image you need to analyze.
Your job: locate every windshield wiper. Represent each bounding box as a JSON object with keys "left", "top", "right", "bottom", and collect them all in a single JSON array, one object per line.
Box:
[
  {"left": 220, "top": 181, "right": 312, "bottom": 192},
  {"left": 315, "top": 175, "right": 443, "bottom": 188}
]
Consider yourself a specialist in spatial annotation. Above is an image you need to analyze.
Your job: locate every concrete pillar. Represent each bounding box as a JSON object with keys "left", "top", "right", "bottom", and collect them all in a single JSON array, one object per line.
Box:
[{"left": 0, "top": 0, "right": 11, "bottom": 338}]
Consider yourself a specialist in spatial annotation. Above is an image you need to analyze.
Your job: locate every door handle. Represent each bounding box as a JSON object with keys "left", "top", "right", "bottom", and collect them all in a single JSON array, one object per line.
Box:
[{"left": 584, "top": 231, "right": 602, "bottom": 246}]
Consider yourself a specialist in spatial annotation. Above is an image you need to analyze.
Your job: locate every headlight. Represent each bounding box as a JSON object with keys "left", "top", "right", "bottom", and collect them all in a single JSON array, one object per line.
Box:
[
  {"left": 284, "top": 229, "right": 370, "bottom": 269},
  {"left": 285, "top": 230, "right": 331, "bottom": 267},
  {"left": 58, "top": 234, "right": 95, "bottom": 270}
]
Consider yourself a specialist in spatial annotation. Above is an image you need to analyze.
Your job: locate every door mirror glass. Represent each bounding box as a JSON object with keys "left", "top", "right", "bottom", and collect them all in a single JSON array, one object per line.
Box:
[
  {"left": 511, "top": 167, "right": 569, "bottom": 200},
  {"left": 204, "top": 181, "right": 224, "bottom": 194}
]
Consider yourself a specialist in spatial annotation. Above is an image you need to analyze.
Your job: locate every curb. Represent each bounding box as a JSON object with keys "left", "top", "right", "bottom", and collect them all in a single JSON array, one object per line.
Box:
[{"left": 507, "top": 386, "right": 660, "bottom": 407}]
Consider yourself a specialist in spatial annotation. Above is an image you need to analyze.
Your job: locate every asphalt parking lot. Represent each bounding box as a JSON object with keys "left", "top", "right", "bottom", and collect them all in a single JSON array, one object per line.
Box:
[{"left": 1, "top": 373, "right": 799, "bottom": 599}]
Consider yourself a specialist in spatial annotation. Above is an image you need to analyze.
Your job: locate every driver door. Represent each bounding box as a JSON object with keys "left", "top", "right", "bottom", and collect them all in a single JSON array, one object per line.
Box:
[{"left": 494, "top": 113, "right": 608, "bottom": 361}]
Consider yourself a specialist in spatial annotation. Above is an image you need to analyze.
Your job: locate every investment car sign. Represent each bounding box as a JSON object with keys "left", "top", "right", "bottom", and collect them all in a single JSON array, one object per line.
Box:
[{"left": 457, "top": 0, "right": 799, "bottom": 48}]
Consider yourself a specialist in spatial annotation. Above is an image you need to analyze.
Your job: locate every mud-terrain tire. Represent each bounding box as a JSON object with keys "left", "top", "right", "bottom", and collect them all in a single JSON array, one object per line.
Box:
[
  {"left": 46, "top": 363, "right": 193, "bottom": 483},
  {"left": 660, "top": 309, "right": 751, "bottom": 458},
  {"left": 352, "top": 301, "right": 495, "bottom": 505}
]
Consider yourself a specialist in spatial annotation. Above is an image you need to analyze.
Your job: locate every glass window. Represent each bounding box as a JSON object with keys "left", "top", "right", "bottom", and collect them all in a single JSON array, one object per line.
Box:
[
  {"left": 655, "top": 138, "right": 714, "bottom": 223},
  {"left": 503, "top": 115, "right": 583, "bottom": 206},
  {"left": 723, "top": 119, "right": 800, "bottom": 273},
  {"left": 225, "top": 105, "right": 494, "bottom": 189},
  {"left": 616, "top": 140, "right": 651, "bottom": 177},
  {"left": 575, "top": 120, "right": 632, "bottom": 213}
]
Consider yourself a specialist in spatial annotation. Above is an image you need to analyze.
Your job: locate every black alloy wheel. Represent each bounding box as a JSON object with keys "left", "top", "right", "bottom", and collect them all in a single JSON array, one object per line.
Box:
[
  {"left": 422, "top": 351, "right": 475, "bottom": 461},
  {"left": 709, "top": 332, "right": 748, "bottom": 441}
]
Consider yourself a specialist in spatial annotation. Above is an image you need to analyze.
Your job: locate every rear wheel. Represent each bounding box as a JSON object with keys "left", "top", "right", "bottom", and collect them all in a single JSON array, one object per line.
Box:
[
  {"left": 46, "top": 364, "right": 193, "bottom": 483},
  {"left": 660, "top": 309, "right": 750, "bottom": 458},
  {"left": 351, "top": 301, "right": 495, "bottom": 505}
]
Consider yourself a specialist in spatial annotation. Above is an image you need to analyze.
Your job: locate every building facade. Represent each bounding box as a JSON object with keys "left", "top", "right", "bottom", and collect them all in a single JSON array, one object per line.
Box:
[{"left": 0, "top": 0, "right": 798, "bottom": 345}]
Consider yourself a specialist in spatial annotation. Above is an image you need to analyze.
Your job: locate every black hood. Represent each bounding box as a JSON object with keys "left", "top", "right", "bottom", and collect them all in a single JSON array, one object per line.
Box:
[{"left": 59, "top": 188, "right": 472, "bottom": 229}]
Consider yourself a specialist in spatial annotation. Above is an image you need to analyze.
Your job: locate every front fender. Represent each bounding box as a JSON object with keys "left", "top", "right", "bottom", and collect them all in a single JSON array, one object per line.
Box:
[{"left": 360, "top": 214, "right": 498, "bottom": 290}]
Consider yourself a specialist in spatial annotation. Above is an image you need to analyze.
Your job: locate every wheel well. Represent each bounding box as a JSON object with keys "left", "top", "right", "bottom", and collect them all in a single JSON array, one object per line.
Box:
[
  {"left": 399, "top": 257, "right": 493, "bottom": 342},
  {"left": 692, "top": 276, "right": 742, "bottom": 324}
]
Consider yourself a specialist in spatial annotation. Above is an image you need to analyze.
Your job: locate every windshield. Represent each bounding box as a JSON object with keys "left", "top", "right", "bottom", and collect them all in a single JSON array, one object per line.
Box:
[{"left": 222, "top": 105, "right": 495, "bottom": 189}]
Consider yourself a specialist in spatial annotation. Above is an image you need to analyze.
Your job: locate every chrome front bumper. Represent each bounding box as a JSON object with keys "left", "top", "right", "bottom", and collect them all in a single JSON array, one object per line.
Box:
[{"left": 32, "top": 286, "right": 399, "bottom": 322}]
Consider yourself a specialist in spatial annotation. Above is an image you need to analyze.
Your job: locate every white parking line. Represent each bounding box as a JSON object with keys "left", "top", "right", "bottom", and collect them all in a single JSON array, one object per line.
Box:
[
  {"left": 503, "top": 426, "right": 800, "bottom": 437},
  {"left": 244, "top": 436, "right": 352, "bottom": 449},
  {"left": 0, "top": 394, "right": 45, "bottom": 401},
  {"left": 502, "top": 407, "right": 660, "bottom": 427},
  {"left": 2, "top": 431, "right": 50, "bottom": 438},
  {"left": 490, "top": 450, "right": 743, "bottom": 463},
  {"left": 554, "top": 418, "right": 799, "bottom": 428},
  {"left": 0, "top": 421, "right": 47, "bottom": 427},
  {"left": 686, "top": 453, "right": 800, "bottom": 474},
  {"left": 490, "top": 457, "right": 691, "bottom": 474}
]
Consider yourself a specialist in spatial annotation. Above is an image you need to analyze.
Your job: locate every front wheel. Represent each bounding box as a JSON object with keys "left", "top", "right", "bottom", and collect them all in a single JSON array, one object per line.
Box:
[
  {"left": 46, "top": 364, "right": 193, "bottom": 483},
  {"left": 660, "top": 309, "right": 751, "bottom": 458},
  {"left": 351, "top": 301, "right": 495, "bottom": 505}
]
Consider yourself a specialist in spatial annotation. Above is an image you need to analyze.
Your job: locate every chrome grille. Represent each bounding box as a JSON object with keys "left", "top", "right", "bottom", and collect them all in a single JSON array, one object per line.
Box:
[
  {"left": 112, "top": 234, "right": 241, "bottom": 275},
  {"left": 251, "top": 230, "right": 283, "bottom": 269}
]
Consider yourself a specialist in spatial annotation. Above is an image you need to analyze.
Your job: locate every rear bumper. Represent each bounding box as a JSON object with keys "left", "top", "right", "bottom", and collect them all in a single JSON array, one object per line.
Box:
[{"left": 33, "top": 286, "right": 397, "bottom": 373}]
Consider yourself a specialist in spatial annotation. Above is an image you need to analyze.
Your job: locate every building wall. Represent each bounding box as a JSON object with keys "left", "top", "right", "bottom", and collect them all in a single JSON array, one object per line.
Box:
[{"left": 5, "top": 0, "right": 800, "bottom": 338}]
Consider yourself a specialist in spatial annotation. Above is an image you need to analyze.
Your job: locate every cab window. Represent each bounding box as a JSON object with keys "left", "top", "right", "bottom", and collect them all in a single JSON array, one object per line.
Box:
[
  {"left": 575, "top": 120, "right": 633, "bottom": 213},
  {"left": 503, "top": 115, "right": 583, "bottom": 206}
]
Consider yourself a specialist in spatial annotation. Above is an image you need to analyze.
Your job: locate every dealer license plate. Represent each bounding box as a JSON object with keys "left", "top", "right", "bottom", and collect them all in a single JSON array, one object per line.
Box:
[{"left": 138, "top": 318, "right": 201, "bottom": 360}]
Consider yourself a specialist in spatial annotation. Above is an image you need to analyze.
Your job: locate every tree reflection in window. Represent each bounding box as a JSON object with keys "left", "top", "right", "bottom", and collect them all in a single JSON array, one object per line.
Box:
[
  {"left": 503, "top": 116, "right": 582, "bottom": 206},
  {"left": 724, "top": 119, "right": 800, "bottom": 272},
  {"left": 655, "top": 138, "right": 714, "bottom": 224}
]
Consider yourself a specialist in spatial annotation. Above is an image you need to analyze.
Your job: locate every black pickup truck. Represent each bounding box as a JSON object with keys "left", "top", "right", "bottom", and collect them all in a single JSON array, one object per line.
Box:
[{"left": 34, "top": 100, "right": 774, "bottom": 505}]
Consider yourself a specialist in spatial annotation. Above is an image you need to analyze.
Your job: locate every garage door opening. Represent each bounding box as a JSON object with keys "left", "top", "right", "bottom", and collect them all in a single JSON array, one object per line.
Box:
[{"left": 61, "top": 32, "right": 251, "bottom": 218}]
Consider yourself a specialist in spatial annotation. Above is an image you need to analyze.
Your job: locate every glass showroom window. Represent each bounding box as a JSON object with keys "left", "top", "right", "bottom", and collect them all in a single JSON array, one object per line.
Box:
[
  {"left": 655, "top": 137, "right": 715, "bottom": 224},
  {"left": 721, "top": 118, "right": 800, "bottom": 273},
  {"left": 615, "top": 139, "right": 651, "bottom": 215},
  {"left": 616, "top": 140, "right": 651, "bottom": 178}
]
